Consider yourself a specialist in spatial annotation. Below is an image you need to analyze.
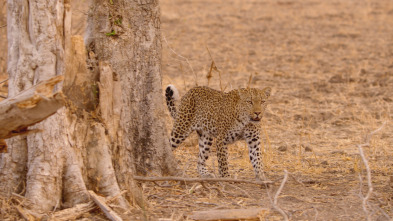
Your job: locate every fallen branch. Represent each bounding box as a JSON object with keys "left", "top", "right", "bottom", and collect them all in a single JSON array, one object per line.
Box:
[
  {"left": 188, "top": 208, "right": 268, "bottom": 221},
  {"left": 49, "top": 202, "right": 96, "bottom": 221},
  {"left": 48, "top": 191, "right": 127, "bottom": 220},
  {"left": 13, "top": 190, "right": 125, "bottom": 221},
  {"left": 357, "top": 122, "right": 387, "bottom": 221},
  {"left": 11, "top": 193, "right": 35, "bottom": 208},
  {"left": 88, "top": 190, "right": 123, "bottom": 221},
  {"left": 133, "top": 176, "right": 273, "bottom": 185},
  {"left": 16, "top": 205, "right": 34, "bottom": 221},
  {"left": 0, "top": 75, "right": 65, "bottom": 139}
]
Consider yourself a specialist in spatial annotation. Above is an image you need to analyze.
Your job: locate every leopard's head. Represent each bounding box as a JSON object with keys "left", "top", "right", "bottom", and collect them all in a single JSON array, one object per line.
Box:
[{"left": 238, "top": 87, "right": 271, "bottom": 122}]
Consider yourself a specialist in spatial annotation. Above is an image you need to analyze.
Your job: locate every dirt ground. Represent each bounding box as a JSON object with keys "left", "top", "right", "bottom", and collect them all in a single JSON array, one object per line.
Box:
[
  {"left": 1, "top": 0, "right": 393, "bottom": 220},
  {"left": 157, "top": 0, "right": 393, "bottom": 220}
]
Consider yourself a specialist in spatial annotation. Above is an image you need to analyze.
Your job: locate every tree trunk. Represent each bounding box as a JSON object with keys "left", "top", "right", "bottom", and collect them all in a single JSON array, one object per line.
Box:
[
  {"left": 85, "top": 0, "right": 178, "bottom": 176},
  {"left": 1, "top": 0, "right": 177, "bottom": 215}
]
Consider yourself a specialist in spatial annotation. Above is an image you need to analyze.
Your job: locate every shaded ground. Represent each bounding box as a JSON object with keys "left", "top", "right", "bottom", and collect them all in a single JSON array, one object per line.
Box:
[{"left": 1, "top": 0, "right": 393, "bottom": 220}]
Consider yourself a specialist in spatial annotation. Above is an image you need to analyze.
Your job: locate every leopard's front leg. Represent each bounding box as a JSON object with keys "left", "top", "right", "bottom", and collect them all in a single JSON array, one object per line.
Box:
[
  {"left": 244, "top": 124, "right": 264, "bottom": 180},
  {"left": 216, "top": 136, "right": 230, "bottom": 178}
]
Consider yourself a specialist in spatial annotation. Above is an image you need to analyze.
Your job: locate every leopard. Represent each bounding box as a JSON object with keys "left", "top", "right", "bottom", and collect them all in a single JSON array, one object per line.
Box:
[{"left": 165, "top": 85, "right": 272, "bottom": 180}]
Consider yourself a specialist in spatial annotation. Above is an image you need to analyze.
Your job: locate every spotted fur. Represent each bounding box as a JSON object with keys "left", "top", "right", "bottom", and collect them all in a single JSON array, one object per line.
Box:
[{"left": 165, "top": 85, "right": 271, "bottom": 180}]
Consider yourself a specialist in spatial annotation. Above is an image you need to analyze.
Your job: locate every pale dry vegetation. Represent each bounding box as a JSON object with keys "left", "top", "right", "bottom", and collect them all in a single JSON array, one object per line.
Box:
[
  {"left": 158, "top": 0, "right": 393, "bottom": 220},
  {"left": 1, "top": 0, "right": 392, "bottom": 220}
]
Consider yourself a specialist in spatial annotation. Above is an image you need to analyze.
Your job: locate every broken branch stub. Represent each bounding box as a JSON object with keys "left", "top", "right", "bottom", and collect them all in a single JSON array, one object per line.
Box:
[{"left": 0, "top": 75, "right": 65, "bottom": 139}]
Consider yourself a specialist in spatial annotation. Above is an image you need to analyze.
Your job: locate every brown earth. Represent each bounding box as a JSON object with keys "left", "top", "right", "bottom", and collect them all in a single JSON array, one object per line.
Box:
[
  {"left": 158, "top": 0, "right": 393, "bottom": 220},
  {"left": 1, "top": 0, "right": 393, "bottom": 220}
]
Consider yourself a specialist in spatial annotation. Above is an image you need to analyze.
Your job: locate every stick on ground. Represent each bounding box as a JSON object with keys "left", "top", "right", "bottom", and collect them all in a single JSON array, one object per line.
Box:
[
  {"left": 357, "top": 122, "right": 388, "bottom": 221},
  {"left": 188, "top": 208, "right": 269, "bottom": 221},
  {"left": 50, "top": 202, "right": 96, "bottom": 221},
  {"left": 133, "top": 176, "right": 273, "bottom": 186},
  {"left": 88, "top": 191, "right": 123, "bottom": 221},
  {"left": 272, "top": 170, "right": 289, "bottom": 221}
]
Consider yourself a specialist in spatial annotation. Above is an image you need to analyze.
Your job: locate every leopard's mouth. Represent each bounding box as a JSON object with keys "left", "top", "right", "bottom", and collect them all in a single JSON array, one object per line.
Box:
[{"left": 250, "top": 117, "right": 261, "bottom": 122}]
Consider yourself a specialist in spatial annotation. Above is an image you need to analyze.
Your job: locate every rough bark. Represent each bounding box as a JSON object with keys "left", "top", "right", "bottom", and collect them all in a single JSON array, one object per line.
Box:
[
  {"left": 2, "top": 0, "right": 90, "bottom": 211},
  {"left": 0, "top": 0, "right": 42, "bottom": 198},
  {"left": 85, "top": 0, "right": 178, "bottom": 201}
]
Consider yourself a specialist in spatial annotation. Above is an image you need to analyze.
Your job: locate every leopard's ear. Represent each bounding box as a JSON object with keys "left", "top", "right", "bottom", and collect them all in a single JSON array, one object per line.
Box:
[{"left": 261, "top": 87, "right": 271, "bottom": 99}]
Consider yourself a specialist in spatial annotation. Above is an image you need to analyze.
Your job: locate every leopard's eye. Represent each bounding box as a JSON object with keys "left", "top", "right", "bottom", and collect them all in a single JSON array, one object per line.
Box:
[
  {"left": 247, "top": 101, "right": 252, "bottom": 104},
  {"left": 261, "top": 100, "right": 265, "bottom": 104}
]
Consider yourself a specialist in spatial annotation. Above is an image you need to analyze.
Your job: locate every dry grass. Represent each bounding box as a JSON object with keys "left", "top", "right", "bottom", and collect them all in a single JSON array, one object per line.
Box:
[{"left": 158, "top": 0, "right": 393, "bottom": 220}]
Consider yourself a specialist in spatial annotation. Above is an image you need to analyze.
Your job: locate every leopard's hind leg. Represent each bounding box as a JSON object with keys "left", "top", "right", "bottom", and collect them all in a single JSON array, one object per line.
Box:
[
  {"left": 216, "top": 136, "right": 230, "bottom": 178},
  {"left": 169, "top": 125, "right": 193, "bottom": 149},
  {"left": 169, "top": 110, "right": 194, "bottom": 149},
  {"left": 197, "top": 131, "right": 214, "bottom": 177}
]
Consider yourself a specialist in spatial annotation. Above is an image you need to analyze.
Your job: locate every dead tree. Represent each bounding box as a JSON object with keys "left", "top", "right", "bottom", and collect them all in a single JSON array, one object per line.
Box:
[{"left": 0, "top": 0, "right": 177, "bottom": 215}]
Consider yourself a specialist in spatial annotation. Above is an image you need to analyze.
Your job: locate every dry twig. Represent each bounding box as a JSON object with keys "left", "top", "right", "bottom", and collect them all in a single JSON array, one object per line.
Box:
[
  {"left": 357, "top": 121, "right": 387, "bottom": 221},
  {"left": 188, "top": 208, "right": 268, "bottom": 221},
  {"left": 313, "top": 206, "right": 318, "bottom": 221},
  {"left": 200, "top": 182, "right": 225, "bottom": 197},
  {"left": 88, "top": 190, "right": 123, "bottom": 221},
  {"left": 225, "top": 183, "right": 253, "bottom": 198},
  {"left": 0, "top": 78, "right": 8, "bottom": 85},
  {"left": 272, "top": 170, "right": 289, "bottom": 221},
  {"left": 106, "top": 190, "right": 128, "bottom": 203},
  {"left": 246, "top": 72, "right": 254, "bottom": 89},
  {"left": 16, "top": 205, "right": 34, "bottom": 221},
  {"left": 206, "top": 46, "right": 225, "bottom": 91},
  {"left": 133, "top": 176, "right": 273, "bottom": 186},
  {"left": 50, "top": 202, "right": 96, "bottom": 221},
  {"left": 162, "top": 35, "right": 197, "bottom": 85}
]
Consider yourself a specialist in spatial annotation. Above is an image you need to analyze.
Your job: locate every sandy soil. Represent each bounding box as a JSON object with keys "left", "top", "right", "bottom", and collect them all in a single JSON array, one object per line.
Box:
[{"left": 1, "top": 0, "right": 393, "bottom": 220}]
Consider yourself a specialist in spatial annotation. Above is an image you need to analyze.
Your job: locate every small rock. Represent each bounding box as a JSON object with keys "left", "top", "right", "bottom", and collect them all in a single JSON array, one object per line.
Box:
[
  {"left": 304, "top": 146, "right": 312, "bottom": 152},
  {"left": 320, "top": 160, "right": 328, "bottom": 165},
  {"left": 278, "top": 145, "right": 287, "bottom": 152},
  {"left": 293, "top": 114, "right": 303, "bottom": 121},
  {"left": 329, "top": 74, "right": 345, "bottom": 83},
  {"left": 359, "top": 68, "right": 367, "bottom": 75},
  {"left": 248, "top": 50, "right": 256, "bottom": 56},
  {"left": 383, "top": 97, "right": 392, "bottom": 102}
]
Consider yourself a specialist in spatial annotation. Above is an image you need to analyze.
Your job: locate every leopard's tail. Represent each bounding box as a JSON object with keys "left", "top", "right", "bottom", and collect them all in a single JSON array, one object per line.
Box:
[{"left": 165, "top": 84, "right": 180, "bottom": 119}]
